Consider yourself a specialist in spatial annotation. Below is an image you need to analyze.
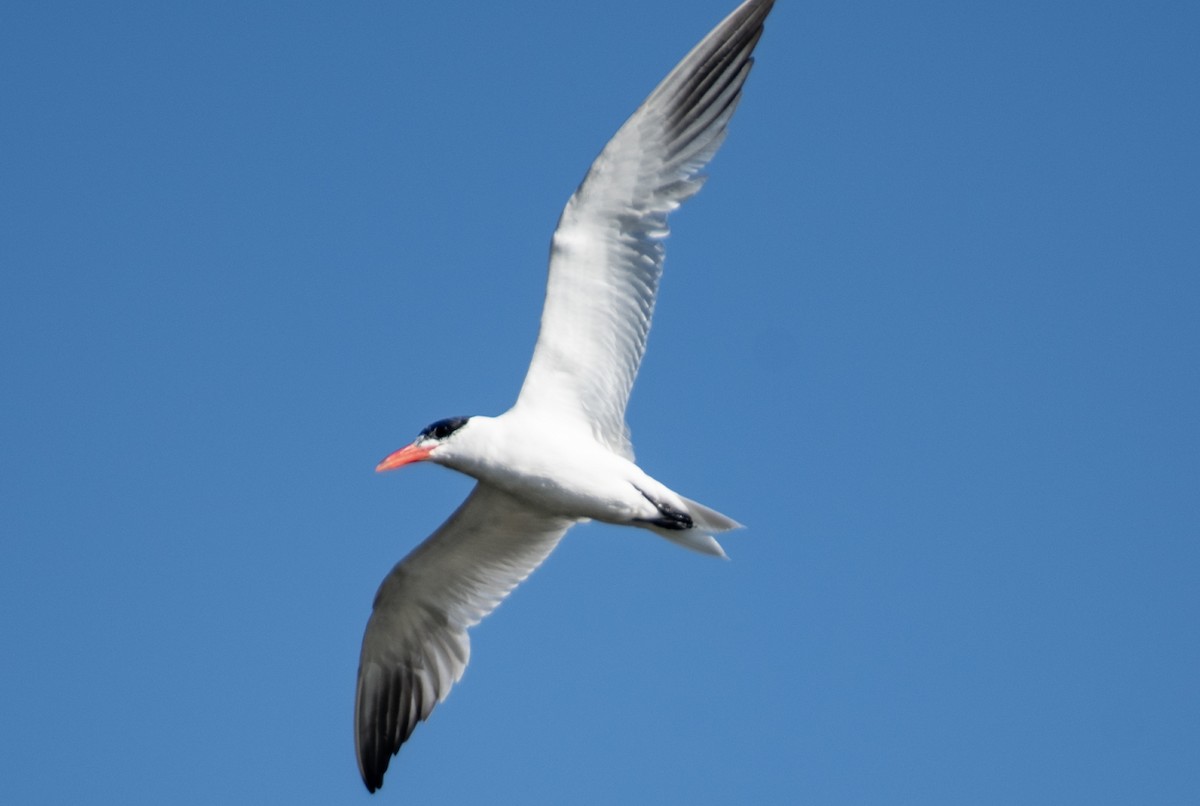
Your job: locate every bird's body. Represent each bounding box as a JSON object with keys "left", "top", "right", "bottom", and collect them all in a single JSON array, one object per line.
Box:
[
  {"left": 423, "top": 413, "right": 707, "bottom": 531},
  {"left": 435, "top": 415, "right": 631, "bottom": 516},
  {"left": 355, "top": 0, "right": 774, "bottom": 792}
]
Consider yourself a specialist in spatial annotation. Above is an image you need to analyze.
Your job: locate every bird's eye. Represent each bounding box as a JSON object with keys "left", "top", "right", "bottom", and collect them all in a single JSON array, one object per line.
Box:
[{"left": 420, "top": 416, "right": 469, "bottom": 441}]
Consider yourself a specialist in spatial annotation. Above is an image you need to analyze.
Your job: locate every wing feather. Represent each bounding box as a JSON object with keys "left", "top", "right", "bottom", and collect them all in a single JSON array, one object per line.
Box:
[
  {"left": 514, "top": 0, "right": 774, "bottom": 456},
  {"left": 355, "top": 483, "right": 573, "bottom": 792}
]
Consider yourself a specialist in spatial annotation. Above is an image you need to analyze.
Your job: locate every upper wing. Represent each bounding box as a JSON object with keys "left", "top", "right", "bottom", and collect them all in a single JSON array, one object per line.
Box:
[
  {"left": 355, "top": 483, "right": 574, "bottom": 792},
  {"left": 514, "top": 0, "right": 774, "bottom": 456}
]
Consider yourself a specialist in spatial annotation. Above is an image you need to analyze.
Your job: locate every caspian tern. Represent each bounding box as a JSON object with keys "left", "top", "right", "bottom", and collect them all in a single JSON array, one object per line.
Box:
[{"left": 356, "top": 0, "right": 774, "bottom": 792}]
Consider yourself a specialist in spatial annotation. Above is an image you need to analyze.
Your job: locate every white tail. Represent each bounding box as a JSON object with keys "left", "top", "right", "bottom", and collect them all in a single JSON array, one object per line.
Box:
[
  {"left": 645, "top": 496, "right": 742, "bottom": 558},
  {"left": 682, "top": 496, "right": 743, "bottom": 533}
]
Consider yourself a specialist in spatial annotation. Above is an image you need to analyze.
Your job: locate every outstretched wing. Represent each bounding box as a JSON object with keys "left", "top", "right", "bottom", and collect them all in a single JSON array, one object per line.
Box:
[
  {"left": 514, "top": 0, "right": 774, "bottom": 456},
  {"left": 355, "top": 483, "right": 574, "bottom": 792}
]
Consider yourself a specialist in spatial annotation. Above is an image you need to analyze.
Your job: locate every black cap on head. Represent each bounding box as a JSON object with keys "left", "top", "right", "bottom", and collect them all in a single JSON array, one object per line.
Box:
[{"left": 419, "top": 416, "right": 469, "bottom": 441}]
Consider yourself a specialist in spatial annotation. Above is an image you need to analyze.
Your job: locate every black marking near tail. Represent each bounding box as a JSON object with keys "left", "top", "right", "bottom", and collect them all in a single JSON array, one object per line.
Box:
[{"left": 634, "top": 488, "right": 694, "bottom": 531}]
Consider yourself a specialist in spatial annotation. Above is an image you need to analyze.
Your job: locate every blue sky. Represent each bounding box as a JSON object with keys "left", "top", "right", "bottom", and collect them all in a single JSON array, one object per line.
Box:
[{"left": 2, "top": 0, "right": 1198, "bottom": 802}]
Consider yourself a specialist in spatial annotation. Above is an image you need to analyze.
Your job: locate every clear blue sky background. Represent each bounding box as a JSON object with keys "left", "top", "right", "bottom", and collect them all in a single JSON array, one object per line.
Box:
[{"left": 3, "top": 1, "right": 1197, "bottom": 803}]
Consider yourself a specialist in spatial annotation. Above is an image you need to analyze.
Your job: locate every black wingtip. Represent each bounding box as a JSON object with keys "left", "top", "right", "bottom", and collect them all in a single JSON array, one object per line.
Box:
[
  {"left": 357, "top": 660, "right": 431, "bottom": 793},
  {"left": 359, "top": 738, "right": 389, "bottom": 793}
]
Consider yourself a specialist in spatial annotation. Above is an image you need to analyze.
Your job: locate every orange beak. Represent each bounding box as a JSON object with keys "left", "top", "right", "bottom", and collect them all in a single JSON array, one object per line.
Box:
[{"left": 375, "top": 443, "right": 434, "bottom": 473}]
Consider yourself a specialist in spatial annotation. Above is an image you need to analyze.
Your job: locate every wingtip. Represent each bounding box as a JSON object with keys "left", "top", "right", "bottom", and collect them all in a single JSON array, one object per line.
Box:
[
  {"left": 357, "top": 737, "right": 390, "bottom": 793},
  {"left": 355, "top": 662, "right": 398, "bottom": 794}
]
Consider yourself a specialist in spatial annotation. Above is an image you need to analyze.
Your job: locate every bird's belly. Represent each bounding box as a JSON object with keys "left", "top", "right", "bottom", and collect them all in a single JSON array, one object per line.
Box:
[
  {"left": 494, "top": 465, "right": 642, "bottom": 522},
  {"left": 473, "top": 444, "right": 654, "bottom": 523}
]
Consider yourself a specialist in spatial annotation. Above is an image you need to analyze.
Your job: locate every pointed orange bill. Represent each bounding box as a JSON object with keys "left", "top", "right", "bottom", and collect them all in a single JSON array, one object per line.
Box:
[{"left": 375, "top": 443, "right": 433, "bottom": 473}]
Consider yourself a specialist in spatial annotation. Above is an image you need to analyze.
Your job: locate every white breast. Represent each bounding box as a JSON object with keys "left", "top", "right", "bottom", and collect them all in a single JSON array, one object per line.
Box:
[{"left": 445, "top": 411, "right": 664, "bottom": 523}]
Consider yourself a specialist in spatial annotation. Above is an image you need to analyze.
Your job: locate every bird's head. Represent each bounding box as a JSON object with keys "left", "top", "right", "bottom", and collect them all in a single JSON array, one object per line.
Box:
[{"left": 375, "top": 416, "right": 473, "bottom": 472}]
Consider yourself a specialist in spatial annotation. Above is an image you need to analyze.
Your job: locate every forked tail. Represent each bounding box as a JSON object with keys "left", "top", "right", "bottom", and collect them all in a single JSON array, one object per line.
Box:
[{"left": 649, "top": 496, "right": 743, "bottom": 558}]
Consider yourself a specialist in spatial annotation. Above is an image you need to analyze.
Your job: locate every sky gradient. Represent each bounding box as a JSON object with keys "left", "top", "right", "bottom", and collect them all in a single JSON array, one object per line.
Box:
[{"left": 3, "top": 1, "right": 1198, "bottom": 803}]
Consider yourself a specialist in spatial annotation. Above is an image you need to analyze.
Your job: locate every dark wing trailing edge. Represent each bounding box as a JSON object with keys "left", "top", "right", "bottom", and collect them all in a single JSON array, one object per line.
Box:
[{"left": 355, "top": 484, "right": 573, "bottom": 792}]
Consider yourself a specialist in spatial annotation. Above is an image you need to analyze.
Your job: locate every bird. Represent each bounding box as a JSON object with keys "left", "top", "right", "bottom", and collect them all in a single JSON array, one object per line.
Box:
[{"left": 355, "top": 0, "right": 774, "bottom": 792}]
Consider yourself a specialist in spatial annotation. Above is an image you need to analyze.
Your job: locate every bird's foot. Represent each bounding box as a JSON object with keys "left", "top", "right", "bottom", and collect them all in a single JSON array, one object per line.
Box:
[{"left": 633, "top": 489, "right": 694, "bottom": 531}]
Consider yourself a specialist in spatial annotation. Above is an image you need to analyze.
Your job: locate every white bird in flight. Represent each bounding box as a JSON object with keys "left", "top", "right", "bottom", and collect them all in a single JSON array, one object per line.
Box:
[{"left": 356, "top": 0, "right": 774, "bottom": 792}]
